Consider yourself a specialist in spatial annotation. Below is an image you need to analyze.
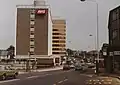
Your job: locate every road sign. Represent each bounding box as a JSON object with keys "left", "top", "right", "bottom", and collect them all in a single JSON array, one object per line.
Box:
[
  {"left": 114, "top": 51, "right": 120, "bottom": 55},
  {"left": 103, "top": 52, "right": 107, "bottom": 56}
]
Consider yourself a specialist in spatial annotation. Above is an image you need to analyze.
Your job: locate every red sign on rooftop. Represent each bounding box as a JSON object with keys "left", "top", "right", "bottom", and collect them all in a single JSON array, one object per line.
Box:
[{"left": 36, "top": 9, "right": 46, "bottom": 14}]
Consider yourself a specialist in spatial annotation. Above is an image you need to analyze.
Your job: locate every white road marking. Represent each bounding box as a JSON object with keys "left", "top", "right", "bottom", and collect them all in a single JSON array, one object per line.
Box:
[
  {"left": 58, "top": 81, "right": 63, "bottom": 84},
  {"left": 0, "top": 79, "right": 20, "bottom": 83},
  {"left": 53, "top": 84, "right": 56, "bottom": 85},
  {"left": 57, "top": 79, "right": 68, "bottom": 84},
  {"left": 45, "top": 74, "right": 52, "bottom": 76},
  {"left": 27, "top": 76, "right": 38, "bottom": 79},
  {"left": 80, "top": 74, "right": 93, "bottom": 77},
  {"left": 64, "top": 79, "right": 68, "bottom": 81}
]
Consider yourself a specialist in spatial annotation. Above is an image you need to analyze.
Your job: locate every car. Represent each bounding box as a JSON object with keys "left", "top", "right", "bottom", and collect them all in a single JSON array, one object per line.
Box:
[
  {"left": 63, "top": 64, "right": 71, "bottom": 70},
  {"left": 70, "top": 64, "right": 75, "bottom": 69},
  {"left": 0, "top": 65, "right": 18, "bottom": 80},
  {"left": 75, "top": 63, "right": 83, "bottom": 71},
  {"left": 81, "top": 64, "right": 88, "bottom": 71},
  {"left": 86, "top": 63, "right": 95, "bottom": 68}
]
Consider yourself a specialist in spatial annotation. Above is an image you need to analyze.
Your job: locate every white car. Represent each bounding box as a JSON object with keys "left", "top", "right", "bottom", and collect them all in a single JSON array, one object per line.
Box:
[
  {"left": 70, "top": 64, "right": 75, "bottom": 69},
  {"left": 86, "top": 63, "right": 95, "bottom": 68}
]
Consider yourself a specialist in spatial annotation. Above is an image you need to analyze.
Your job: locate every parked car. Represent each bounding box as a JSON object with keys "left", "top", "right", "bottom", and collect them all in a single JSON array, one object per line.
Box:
[
  {"left": 0, "top": 65, "right": 18, "bottom": 80},
  {"left": 63, "top": 64, "right": 71, "bottom": 70}
]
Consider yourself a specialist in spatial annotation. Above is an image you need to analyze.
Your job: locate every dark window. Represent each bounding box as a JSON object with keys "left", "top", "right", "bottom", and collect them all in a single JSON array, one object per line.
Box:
[
  {"left": 30, "top": 31, "right": 34, "bottom": 35},
  {"left": 52, "top": 44, "right": 65, "bottom": 47},
  {"left": 53, "top": 29, "right": 59, "bottom": 31},
  {"left": 53, "top": 37, "right": 59, "bottom": 39},
  {"left": 30, "top": 45, "right": 34, "bottom": 48},
  {"left": 53, "top": 40, "right": 59, "bottom": 43},
  {"left": 52, "top": 48, "right": 60, "bottom": 50},
  {"left": 30, "top": 38, "right": 34, "bottom": 41},
  {"left": 52, "top": 44, "right": 60, "bottom": 46},
  {"left": 30, "top": 19, "right": 35, "bottom": 22}
]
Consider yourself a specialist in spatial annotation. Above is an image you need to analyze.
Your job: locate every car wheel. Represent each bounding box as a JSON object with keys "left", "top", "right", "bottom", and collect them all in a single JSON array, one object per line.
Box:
[
  {"left": 14, "top": 74, "right": 17, "bottom": 79},
  {"left": 2, "top": 74, "right": 6, "bottom": 80}
]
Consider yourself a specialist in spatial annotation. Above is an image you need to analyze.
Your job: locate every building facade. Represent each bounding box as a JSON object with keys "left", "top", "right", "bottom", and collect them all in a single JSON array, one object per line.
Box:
[
  {"left": 107, "top": 5, "right": 120, "bottom": 73},
  {"left": 108, "top": 6, "right": 120, "bottom": 47},
  {"left": 16, "top": 0, "right": 52, "bottom": 56},
  {"left": 52, "top": 17, "right": 66, "bottom": 56}
]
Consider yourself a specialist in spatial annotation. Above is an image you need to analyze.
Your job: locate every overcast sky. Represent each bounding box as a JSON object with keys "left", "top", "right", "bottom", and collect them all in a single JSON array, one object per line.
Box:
[{"left": 0, "top": 0, "right": 120, "bottom": 51}]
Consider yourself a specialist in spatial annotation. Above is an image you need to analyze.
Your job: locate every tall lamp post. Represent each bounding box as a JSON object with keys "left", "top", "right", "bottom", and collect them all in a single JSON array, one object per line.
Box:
[{"left": 80, "top": 0, "right": 99, "bottom": 75}]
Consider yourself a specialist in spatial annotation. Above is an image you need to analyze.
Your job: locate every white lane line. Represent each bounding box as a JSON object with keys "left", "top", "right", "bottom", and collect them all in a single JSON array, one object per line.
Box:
[
  {"left": 27, "top": 76, "right": 38, "bottom": 79},
  {"left": 57, "top": 79, "right": 68, "bottom": 84},
  {"left": 0, "top": 79, "right": 20, "bottom": 83},
  {"left": 45, "top": 74, "right": 52, "bottom": 76},
  {"left": 80, "top": 74, "right": 93, "bottom": 77},
  {"left": 53, "top": 84, "right": 56, "bottom": 85},
  {"left": 58, "top": 80, "right": 63, "bottom": 84},
  {"left": 63, "top": 79, "right": 68, "bottom": 82}
]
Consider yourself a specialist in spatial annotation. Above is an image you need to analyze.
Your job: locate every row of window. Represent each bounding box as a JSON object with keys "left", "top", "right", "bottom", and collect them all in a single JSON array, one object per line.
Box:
[
  {"left": 29, "top": 9, "right": 35, "bottom": 54},
  {"left": 52, "top": 37, "right": 66, "bottom": 39},
  {"left": 52, "top": 52, "right": 66, "bottom": 54},
  {"left": 52, "top": 33, "right": 66, "bottom": 35},
  {"left": 53, "top": 29, "right": 66, "bottom": 31},
  {"left": 52, "top": 40, "right": 66, "bottom": 43},
  {"left": 52, "top": 48, "right": 65, "bottom": 50},
  {"left": 52, "top": 44, "right": 66, "bottom": 47}
]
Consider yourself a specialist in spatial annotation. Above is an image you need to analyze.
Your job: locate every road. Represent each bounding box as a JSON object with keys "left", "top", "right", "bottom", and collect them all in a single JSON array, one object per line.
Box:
[{"left": 0, "top": 69, "right": 92, "bottom": 85}]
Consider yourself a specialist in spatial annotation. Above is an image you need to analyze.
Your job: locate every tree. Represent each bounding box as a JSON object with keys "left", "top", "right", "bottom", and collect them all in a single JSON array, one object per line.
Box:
[
  {"left": 66, "top": 48, "right": 73, "bottom": 57},
  {"left": 6, "top": 45, "right": 15, "bottom": 59}
]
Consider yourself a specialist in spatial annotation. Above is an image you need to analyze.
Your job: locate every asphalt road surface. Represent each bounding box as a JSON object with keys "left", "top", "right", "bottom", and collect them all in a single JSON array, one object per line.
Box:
[{"left": 0, "top": 70, "right": 92, "bottom": 85}]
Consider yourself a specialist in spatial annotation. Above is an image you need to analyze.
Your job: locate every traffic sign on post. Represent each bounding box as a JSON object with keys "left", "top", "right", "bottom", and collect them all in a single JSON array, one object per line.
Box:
[{"left": 114, "top": 51, "right": 120, "bottom": 55}]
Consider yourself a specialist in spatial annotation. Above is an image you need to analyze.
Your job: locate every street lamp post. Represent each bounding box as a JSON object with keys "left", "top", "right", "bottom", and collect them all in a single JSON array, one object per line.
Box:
[
  {"left": 89, "top": 34, "right": 96, "bottom": 50},
  {"left": 80, "top": 0, "right": 99, "bottom": 75}
]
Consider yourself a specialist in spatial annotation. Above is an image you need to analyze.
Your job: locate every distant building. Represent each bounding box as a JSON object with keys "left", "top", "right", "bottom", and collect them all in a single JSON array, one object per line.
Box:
[
  {"left": 16, "top": 0, "right": 53, "bottom": 56},
  {"left": 52, "top": 17, "right": 66, "bottom": 57}
]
